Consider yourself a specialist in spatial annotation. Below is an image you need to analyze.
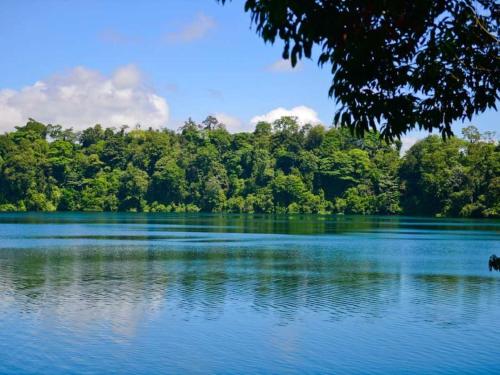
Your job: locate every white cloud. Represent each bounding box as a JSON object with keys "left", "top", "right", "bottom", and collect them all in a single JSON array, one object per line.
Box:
[
  {"left": 250, "top": 106, "right": 321, "bottom": 126},
  {"left": 400, "top": 136, "right": 420, "bottom": 154},
  {"left": 214, "top": 113, "right": 248, "bottom": 133},
  {"left": 267, "top": 59, "right": 302, "bottom": 73},
  {"left": 399, "top": 129, "right": 428, "bottom": 154},
  {"left": 165, "top": 13, "right": 216, "bottom": 43},
  {"left": 0, "top": 65, "right": 169, "bottom": 132},
  {"left": 112, "top": 64, "right": 143, "bottom": 88}
]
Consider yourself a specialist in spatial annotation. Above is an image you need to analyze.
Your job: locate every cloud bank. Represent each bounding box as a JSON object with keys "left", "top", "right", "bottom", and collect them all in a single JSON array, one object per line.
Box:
[
  {"left": 251, "top": 106, "right": 321, "bottom": 126},
  {"left": 0, "top": 65, "right": 169, "bottom": 132}
]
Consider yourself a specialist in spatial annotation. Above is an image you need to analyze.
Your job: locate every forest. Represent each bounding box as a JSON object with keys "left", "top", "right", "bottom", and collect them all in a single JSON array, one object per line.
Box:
[{"left": 0, "top": 117, "right": 498, "bottom": 217}]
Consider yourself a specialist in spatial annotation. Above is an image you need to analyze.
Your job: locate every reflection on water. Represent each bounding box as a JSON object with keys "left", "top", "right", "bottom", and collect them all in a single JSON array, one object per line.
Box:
[{"left": 0, "top": 213, "right": 499, "bottom": 374}]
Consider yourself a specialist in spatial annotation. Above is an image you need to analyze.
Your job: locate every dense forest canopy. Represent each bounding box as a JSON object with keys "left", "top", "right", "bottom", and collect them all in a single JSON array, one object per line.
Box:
[
  {"left": 0, "top": 117, "right": 498, "bottom": 217},
  {"left": 219, "top": 0, "right": 499, "bottom": 139}
]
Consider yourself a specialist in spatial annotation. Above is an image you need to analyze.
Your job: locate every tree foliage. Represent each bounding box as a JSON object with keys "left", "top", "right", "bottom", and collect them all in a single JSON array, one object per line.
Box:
[
  {"left": 0, "top": 118, "right": 497, "bottom": 217},
  {"left": 219, "top": 0, "right": 499, "bottom": 139}
]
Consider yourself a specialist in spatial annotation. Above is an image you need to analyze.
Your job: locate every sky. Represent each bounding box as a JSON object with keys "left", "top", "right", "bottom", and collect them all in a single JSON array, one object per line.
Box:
[{"left": 0, "top": 0, "right": 497, "bottom": 149}]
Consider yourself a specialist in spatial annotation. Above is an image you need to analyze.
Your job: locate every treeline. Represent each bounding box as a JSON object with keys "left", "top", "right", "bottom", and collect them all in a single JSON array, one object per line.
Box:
[{"left": 0, "top": 117, "right": 498, "bottom": 217}]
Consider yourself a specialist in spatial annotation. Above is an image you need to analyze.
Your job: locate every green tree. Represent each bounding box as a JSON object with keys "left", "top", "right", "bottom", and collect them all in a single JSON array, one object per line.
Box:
[
  {"left": 118, "top": 164, "right": 149, "bottom": 211},
  {"left": 219, "top": 0, "right": 498, "bottom": 139},
  {"left": 150, "top": 156, "right": 186, "bottom": 204},
  {"left": 0, "top": 118, "right": 496, "bottom": 217}
]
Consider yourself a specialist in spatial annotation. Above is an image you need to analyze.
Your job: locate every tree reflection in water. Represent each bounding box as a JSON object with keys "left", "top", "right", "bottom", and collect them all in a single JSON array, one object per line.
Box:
[{"left": 1, "top": 244, "right": 498, "bottom": 334}]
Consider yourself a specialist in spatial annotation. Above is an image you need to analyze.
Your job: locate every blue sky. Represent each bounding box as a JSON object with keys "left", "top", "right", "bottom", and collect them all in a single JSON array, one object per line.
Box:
[{"left": 0, "top": 0, "right": 497, "bottom": 144}]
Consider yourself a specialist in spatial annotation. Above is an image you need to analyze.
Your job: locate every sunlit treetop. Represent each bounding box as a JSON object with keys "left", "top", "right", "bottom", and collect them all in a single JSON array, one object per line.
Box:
[{"left": 220, "top": 0, "right": 499, "bottom": 140}]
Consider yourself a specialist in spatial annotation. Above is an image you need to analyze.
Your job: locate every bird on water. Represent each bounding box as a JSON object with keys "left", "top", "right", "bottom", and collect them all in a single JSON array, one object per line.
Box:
[{"left": 489, "top": 255, "right": 500, "bottom": 272}]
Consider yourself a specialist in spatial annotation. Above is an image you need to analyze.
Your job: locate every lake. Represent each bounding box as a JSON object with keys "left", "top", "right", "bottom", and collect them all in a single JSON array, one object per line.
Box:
[{"left": 0, "top": 213, "right": 499, "bottom": 374}]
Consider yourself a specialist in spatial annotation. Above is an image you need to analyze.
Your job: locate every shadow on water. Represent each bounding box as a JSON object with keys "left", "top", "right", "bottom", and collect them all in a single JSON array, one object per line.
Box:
[{"left": 0, "top": 212, "right": 498, "bottom": 235}]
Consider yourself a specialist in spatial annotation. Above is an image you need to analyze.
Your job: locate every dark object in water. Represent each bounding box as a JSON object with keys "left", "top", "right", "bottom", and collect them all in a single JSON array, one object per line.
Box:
[{"left": 489, "top": 255, "right": 500, "bottom": 272}]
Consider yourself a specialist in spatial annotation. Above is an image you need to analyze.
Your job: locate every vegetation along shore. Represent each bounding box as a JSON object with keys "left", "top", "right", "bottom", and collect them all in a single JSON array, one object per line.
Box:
[{"left": 0, "top": 117, "right": 498, "bottom": 217}]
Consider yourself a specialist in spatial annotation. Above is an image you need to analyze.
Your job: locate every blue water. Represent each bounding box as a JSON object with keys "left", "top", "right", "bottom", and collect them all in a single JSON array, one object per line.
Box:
[{"left": 0, "top": 213, "right": 499, "bottom": 374}]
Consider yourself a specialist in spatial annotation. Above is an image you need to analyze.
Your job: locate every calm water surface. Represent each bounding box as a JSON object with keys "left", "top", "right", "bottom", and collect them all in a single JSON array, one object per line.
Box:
[{"left": 0, "top": 213, "right": 499, "bottom": 374}]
